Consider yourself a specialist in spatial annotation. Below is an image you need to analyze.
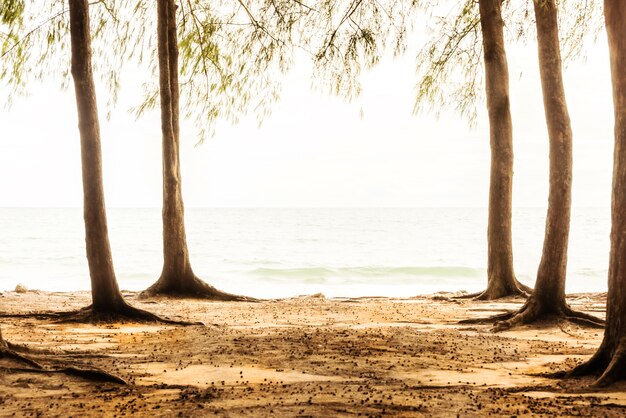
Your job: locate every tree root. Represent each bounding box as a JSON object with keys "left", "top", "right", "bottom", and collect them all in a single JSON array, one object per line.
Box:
[
  {"left": 0, "top": 312, "right": 73, "bottom": 320},
  {"left": 54, "top": 366, "right": 127, "bottom": 384},
  {"left": 562, "top": 342, "right": 626, "bottom": 387},
  {"left": 139, "top": 275, "right": 257, "bottom": 302},
  {"left": 457, "top": 296, "right": 605, "bottom": 330},
  {"left": 458, "top": 311, "right": 514, "bottom": 325},
  {"left": 1, "top": 365, "right": 126, "bottom": 384},
  {"left": 1, "top": 330, "right": 125, "bottom": 384},
  {"left": 568, "top": 349, "right": 608, "bottom": 378},
  {"left": 491, "top": 299, "right": 605, "bottom": 332},
  {"left": 52, "top": 304, "right": 202, "bottom": 325},
  {"left": 454, "top": 279, "right": 532, "bottom": 301},
  {"left": 0, "top": 303, "right": 202, "bottom": 325},
  {"left": 0, "top": 346, "right": 43, "bottom": 369}
]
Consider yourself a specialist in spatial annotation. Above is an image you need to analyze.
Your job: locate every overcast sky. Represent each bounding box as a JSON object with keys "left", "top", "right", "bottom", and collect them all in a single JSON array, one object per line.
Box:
[{"left": 0, "top": 27, "right": 615, "bottom": 208}]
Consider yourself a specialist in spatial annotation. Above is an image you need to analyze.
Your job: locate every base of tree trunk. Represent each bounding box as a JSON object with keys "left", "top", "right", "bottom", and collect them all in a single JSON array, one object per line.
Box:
[
  {"left": 455, "top": 278, "right": 532, "bottom": 301},
  {"left": 460, "top": 296, "right": 605, "bottom": 330},
  {"left": 565, "top": 342, "right": 626, "bottom": 387},
  {"left": 139, "top": 275, "right": 256, "bottom": 301},
  {"left": 492, "top": 297, "right": 605, "bottom": 331}
]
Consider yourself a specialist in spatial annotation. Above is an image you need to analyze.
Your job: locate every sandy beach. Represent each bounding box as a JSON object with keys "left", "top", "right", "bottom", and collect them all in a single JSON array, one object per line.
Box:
[{"left": 0, "top": 290, "right": 624, "bottom": 417}]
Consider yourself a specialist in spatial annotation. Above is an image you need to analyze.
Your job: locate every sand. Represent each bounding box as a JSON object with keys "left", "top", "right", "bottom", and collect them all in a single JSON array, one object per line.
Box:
[{"left": 1, "top": 290, "right": 624, "bottom": 417}]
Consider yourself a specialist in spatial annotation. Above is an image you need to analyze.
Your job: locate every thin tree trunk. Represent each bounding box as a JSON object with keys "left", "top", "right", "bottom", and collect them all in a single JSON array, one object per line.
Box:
[
  {"left": 488, "top": 0, "right": 604, "bottom": 331},
  {"left": 69, "top": 0, "right": 125, "bottom": 312},
  {"left": 527, "top": 0, "right": 571, "bottom": 309},
  {"left": 569, "top": 0, "right": 626, "bottom": 386},
  {"left": 158, "top": 0, "right": 193, "bottom": 283},
  {"left": 140, "top": 0, "right": 249, "bottom": 301},
  {"left": 476, "top": 0, "right": 529, "bottom": 300}
]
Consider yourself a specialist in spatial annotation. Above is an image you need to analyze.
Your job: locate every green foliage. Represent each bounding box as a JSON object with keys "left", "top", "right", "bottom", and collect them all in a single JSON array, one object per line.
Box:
[
  {"left": 0, "top": 0, "right": 24, "bottom": 25},
  {"left": 1, "top": 0, "right": 412, "bottom": 139},
  {"left": 133, "top": 0, "right": 310, "bottom": 140},
  {"left": 414, "top": 0, "right": 603, "bottom": 125},
  {"left": 304, "top": 0, "right": 415, "bottom": 100},
  {"left": 415, "top": 0, "right": 481, "bottom": 124},
  {"left": 0, "top": 0, "right": 604, "bottom": 137},
  {"left": 0, "top": 0, "right": 139, "bottom": 114},
  {"left": 127, "top": 0, "right": 413, "bottom": 139}
]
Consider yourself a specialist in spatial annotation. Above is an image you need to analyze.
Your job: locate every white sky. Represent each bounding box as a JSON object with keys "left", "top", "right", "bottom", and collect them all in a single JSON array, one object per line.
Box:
[{"left": 0, "top": 29, "right": 615, "bottom": 208}]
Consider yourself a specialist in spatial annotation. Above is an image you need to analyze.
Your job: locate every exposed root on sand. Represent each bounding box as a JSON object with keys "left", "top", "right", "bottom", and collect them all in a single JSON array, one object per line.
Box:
[
  {"left": 54, "top": 304, "right": 201, "bottom": 325},
  {"left": 1, "top": 335, "right": 125, "bottom": 384},
  {"left": 564, "top": 341, "right": 626, "bottom": 387},
  {"left": 458, "top": 311, "right": 515, "bottom": 325},
  {"left": 2, "top": 365, "right": 127, "bottom": 384},
  {"left": 459, "top": 296, "right": 604, "bottom": 331},
  {"left": 0, "top": 346, "right": 43, "bottom": 369},
  {"left": 139, "top": 275, "right": 257, "bottom": 302},
  {"left": 1, "top": 303, "right": 201, "bottom": 325},
  {"left": 454, "top": 279, "right": 532, "bottom": 301},
  {"left": 491, "top": 299, "right": 605, "bottom": 332}
]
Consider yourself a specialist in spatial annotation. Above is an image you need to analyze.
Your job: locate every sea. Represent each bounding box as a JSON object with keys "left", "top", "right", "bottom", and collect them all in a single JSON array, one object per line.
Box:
[{"left": 0, "top": 207, "right": 611, "bottom": 299}]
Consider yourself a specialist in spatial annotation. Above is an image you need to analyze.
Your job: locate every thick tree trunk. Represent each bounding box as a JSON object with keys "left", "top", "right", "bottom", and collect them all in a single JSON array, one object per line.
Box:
[
  {"left": 569, "top": 0, "right": 626, "bottom": 386},
  {"left": 140, "top": 0, "right": 249, "bottom": 301},
  {"left": 69, "top": 0, "right": 126, "bottom": 312},
  {"left": 476, "top": 0, "right": 529, "bottom": 300}
]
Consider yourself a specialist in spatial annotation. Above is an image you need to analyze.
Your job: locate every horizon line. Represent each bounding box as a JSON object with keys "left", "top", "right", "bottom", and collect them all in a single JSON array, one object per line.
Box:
[{"left": 0, "top": 205, "right": 611, "bottom": 210}]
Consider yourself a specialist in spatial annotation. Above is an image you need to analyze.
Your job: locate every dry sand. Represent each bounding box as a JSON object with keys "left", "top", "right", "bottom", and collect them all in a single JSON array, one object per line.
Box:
[{"left": 0, "top": 290, "right": 624, "bottom": 417}]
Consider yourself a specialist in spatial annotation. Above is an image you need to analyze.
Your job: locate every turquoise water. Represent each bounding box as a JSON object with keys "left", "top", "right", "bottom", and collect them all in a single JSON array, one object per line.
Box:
[{"left": 0, "top": 207, "right": 610, "bottom": 298}]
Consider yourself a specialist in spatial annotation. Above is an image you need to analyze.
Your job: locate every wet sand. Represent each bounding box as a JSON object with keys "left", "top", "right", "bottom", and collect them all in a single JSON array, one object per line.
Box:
[{"left": 1, "top": 290, "right": 624, "bottom": 417}]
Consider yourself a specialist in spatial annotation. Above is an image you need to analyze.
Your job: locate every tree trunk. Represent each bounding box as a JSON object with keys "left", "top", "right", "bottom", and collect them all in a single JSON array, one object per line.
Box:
[
  {"left": 488, "top": 0, "right": 605, "bottom": 331},
  {"left": 569, "top": 0, "right": 626, "bottom": 386},
  {"left": 476, "top": 0, "right": 529, "bottom": 300},
  {"left": 158, "top": 0, "right": 193, "bottom": 284},
  {"left": 140, "top": 0, "right": 249, "bottom": 301},
  {"left": 526, "top": 0, "right": 572, "bottom": 311},
  {"left": 69, "top": 0, "right": 126, "bottom": 312}
]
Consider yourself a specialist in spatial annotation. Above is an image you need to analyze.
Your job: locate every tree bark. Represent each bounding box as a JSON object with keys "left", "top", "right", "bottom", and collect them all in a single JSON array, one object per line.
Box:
[
  {"left": 532, "top": 0, "right": 572, "bottom": 310},
  {"left": 569, "top": 0, "right": 626, "bottom": 386},
  {"left": 140, "top": 0, "right": 249, "bottom": 301},
  {"left": 476, "top": 0, "right": 530, "bottom": 300},
  {"left": 158, "top": 0, "right": 193, "bottom": 283},
  {"left": 69, "top": 0, "right": 126, "bottom": 312}
]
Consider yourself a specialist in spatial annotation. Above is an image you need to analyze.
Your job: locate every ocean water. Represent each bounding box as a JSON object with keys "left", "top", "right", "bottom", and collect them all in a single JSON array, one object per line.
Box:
[{"left": 0, "top": 208, "right": 610, "bottom": 299}]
